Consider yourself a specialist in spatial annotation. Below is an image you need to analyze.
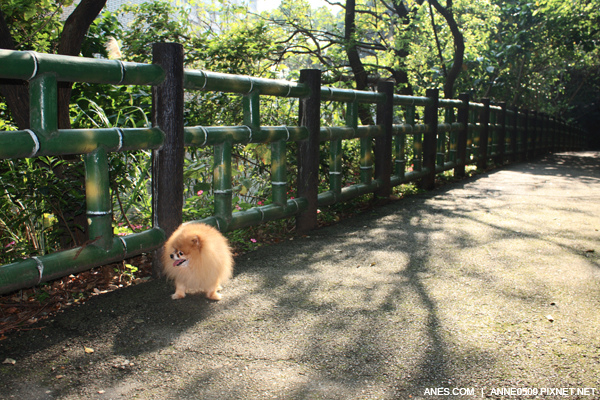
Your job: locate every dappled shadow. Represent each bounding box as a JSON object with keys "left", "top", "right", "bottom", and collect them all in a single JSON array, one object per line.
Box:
[
  {"left": 519, "top": 151, "right": 600, "bottom": 183},
  {"left": 2, "top": 151, "right": 600, "bottom": 399}
]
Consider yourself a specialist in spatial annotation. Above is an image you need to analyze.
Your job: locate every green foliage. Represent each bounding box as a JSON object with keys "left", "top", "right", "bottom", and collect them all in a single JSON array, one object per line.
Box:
[
  {"left": 0, "top": 157, "right": 85, "bottom": 264},
  {"left": 117, "top": 1, "right": 206, "bottom": 64},
  {"left": 0, "top": 0, "right": 70, "bottom": 52}
]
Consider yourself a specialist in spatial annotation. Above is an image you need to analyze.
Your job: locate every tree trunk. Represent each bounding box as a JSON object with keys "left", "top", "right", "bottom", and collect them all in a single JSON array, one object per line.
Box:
[
  {"left": 344, "top": 0, "right": 374, "bottom": 125},
  {"left": 57, "top": 0, "right": 107, "bottom": 129},
  {"left": 428, "top": 0, "right": 464, "bottom": 99},
  {"left": 0, "top": 0, "right": 107, "bottom": 129},
  {"left": 0, "top": 9, "right": 29, "bottom": 129}
]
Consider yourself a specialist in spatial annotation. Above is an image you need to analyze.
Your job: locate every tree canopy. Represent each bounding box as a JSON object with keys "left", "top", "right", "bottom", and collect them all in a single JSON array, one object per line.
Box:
[{"left": 1, "top": 0, "right": 598, "bottom": 128}]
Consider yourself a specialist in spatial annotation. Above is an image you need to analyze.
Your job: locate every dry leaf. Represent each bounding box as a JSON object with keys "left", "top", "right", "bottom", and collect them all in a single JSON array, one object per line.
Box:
[
  {"left": 3, "top": 358, "right": 16, "bottom": 365},
  {"left": 84, "top": 347, "right": 95, "bottom": 354}
]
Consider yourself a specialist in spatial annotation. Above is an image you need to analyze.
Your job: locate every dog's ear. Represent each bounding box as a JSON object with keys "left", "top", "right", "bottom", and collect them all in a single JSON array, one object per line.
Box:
[{"left": 191, "top": 235, "right": 202, "bottom": 248}]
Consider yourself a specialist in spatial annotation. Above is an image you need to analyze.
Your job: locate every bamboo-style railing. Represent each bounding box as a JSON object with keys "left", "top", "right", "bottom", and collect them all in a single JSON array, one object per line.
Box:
[{"left": 0, "top": 44, "right": 586, "bottom": 294}]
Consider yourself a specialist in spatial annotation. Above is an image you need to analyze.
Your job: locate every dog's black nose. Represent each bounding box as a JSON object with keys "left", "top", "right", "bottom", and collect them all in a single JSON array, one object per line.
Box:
[{"left": 170, "top": 254, "right": 174, "bottom": 259}]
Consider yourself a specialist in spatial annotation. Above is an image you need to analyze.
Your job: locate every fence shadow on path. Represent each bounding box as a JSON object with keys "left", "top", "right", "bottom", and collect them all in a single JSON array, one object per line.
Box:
[{"left": 2, "top": 152, "right": 600, "bottom": 399}]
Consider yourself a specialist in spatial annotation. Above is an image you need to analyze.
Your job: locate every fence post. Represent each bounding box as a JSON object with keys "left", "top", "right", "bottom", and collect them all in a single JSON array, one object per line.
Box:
[
  {"left": 477, "top": 98, "right": 490, "bottom": 170},
  {"left": 530, "top": 110, "right": 538, "bottom": 158},
  {"left": 421, "top": 88, "right": 438, "bottom": 190},
  {"left": 455, "top": 93, "right": 469, "bottom": 178},
  {"left": 540, "top": 113, "right": 546, "bottom": 154},
  {"left": 522, "top": 110, "right": 529, "bottom": 160},
  {"left": 544, "top": 113, "right": 550, "bottom": 154},
  {"left": 296, "top": 69, "right": 321, "bottom": 234},
  {"left": 497, "top": 102, "right": 507, "bottom": 164},
  {"left": 510, "top": 107, "right": 518, "bottom": 162},
  {"left": 551, "top": 116, "right": 558, "bottom": 152},
  {"left": 375, "top": 81, "right": 394, "bottom": 198},
  {"left": 151, "top": 43, "right": 185, "bottom": 276}
]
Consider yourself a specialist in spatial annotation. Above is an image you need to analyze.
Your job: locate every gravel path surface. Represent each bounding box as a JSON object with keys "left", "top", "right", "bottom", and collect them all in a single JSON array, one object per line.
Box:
[{"left": 1, "top": 152, "right": 599, "bottom": 400}]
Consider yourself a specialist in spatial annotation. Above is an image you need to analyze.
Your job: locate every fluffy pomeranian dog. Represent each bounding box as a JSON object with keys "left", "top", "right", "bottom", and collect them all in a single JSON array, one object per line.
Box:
[{"left": 162, "top": 223, "right": 233, "bottom": 301}]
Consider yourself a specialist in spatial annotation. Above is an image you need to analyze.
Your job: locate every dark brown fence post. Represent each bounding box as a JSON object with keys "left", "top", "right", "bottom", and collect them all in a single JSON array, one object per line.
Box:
[
  {"left": 374, "top": 81, "right": 394, "bottom": 198},
  {"left": 510, "top": 107, "right": 519, "bottom": 161},
  {"left": 421, "top": 88, "right": 438, "bottom": 190},
  {"left": 296, "top": 69, "right": 321, "bottom": 233},
  {"left": 497, "top": 102, "right": 507, "bottom": 164},
  {"left": 455, "top": 93, "right": 469, "bottom": 178},
  {"left": 544, "top": 113, "right": 550, "bottom": 154},
  {"left": 530, "top": 110, "right": 538, "bottom": 158},
  {"left": 477, "top": 98, "right": 490, "bottom": 170},
  {"left": 551, "top": 116, "right": 557, "bottom": 153},
  {"left": 522, "top": 110, "right": 529, "bottom": 160},
  {"left": 151, "top": 43, "right": 185, "bottom": 276}
]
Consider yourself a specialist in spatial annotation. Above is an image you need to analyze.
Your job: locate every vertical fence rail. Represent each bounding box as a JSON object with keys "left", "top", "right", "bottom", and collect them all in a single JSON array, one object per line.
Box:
[
  {"left": 478, "top": 98, "right": 490, "bottom": 170},
  {"left": 422, "top": 89, "right": 439, "bottom": 190},
  {"left": 0, "top": 47, "right": 588, "bottom": 295},
  {"left": 374, "top": 81, "right": 394, "bottom": 198},
  {"left": 296, "top": 69, "right": 322, "bottom": 233},
  {"left": 151, "top": 43, "right": 185, "bottom": 276},
  {"left": 497, "top": 102, "right": 507, "bottom": 164},
  {"left": 455, "top": 93, "right": 469, "bottom": 178}
]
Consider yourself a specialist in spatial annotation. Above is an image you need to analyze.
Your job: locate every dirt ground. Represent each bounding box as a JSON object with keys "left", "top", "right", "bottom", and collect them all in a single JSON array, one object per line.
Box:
[{"left": 1, "top": 152, "right": 599, "bottom": 399}]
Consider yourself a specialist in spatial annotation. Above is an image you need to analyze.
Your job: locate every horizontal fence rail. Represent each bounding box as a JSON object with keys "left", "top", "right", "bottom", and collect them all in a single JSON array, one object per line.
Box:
[{"left": 0, "top": 44, "right": 586, "bottom": 295}]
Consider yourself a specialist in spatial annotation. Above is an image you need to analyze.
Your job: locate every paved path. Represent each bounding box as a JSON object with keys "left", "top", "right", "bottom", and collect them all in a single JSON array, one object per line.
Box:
[{"left": 1, "top": 152, "right": 600, "bottom": 400}]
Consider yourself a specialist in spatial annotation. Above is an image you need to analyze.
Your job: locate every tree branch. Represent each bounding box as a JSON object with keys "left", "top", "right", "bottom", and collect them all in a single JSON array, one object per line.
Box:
[
  {"left": 428, "top": 1, "right": 447, "bottom": 78},
  {"left": 0, "top": 9, "right": 29, "bottom": 129},
  {"left": 428, "top": 0, "right": 464, "bottom": 98},
  {"left": 56, "top": 0, "right": 107, "bottom": 129}
]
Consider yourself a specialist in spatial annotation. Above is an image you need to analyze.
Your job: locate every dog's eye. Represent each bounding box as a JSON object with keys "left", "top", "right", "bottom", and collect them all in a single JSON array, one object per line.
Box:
[{"left": 178, "top": 251, "right": 184, "bottom": 256}]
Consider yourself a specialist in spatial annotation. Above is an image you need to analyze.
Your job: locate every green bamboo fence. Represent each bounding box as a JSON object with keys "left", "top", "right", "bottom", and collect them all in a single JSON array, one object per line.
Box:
[{"left": 0, "top": 44, "right": 586, "bottom": 295}]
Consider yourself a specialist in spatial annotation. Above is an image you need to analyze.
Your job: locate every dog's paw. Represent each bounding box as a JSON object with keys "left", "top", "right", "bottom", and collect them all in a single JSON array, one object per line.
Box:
[
  {"left": 171, "top": 292, "right": 186, "bottom": 300},
  {"left": 206, "top": 291, "right": 222, "bottom": 301}
]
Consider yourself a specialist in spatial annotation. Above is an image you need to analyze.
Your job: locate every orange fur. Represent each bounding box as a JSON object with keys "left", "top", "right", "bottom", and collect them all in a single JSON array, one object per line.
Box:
[{"left": 161, "top": 223, "right": 233, "bottom": 300}]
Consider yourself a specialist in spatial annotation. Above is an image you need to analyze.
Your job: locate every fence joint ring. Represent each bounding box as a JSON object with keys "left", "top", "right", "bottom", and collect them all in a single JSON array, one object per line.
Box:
[
  {"left": 25, "top": 129, "right": 40, "bottom": 157},
  {"left": 117, "top": 60, "right": 125, "bottom": 84},
  {"left": 200, "top": 70, "right": 209, "bottom": 91},
  {"left": 32, "top": 256, "right": 44, "bottom": 284},
  {"left": 245, "top": 125, "right": 253, "bottom": 143},
  {"left": 116, "top": 128, "right": 124, "bottom": 151},
  {"left": 119, "top": 236, "right": 128, "bottom": 254},
  {"left": 247, "top": 77, "right": 254, "bottom": 94},
  {"left": 200, "top": 126, "right": 209, "bottom": 147},
  {"left": 87, "top": 210, "right": 112, "bottom": 216},
  {"left": 291, "top": 197, "right": 300, "bottom": 211},
  {"left": 26, "top": 51, "right": 39, "bottom": 80}
]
